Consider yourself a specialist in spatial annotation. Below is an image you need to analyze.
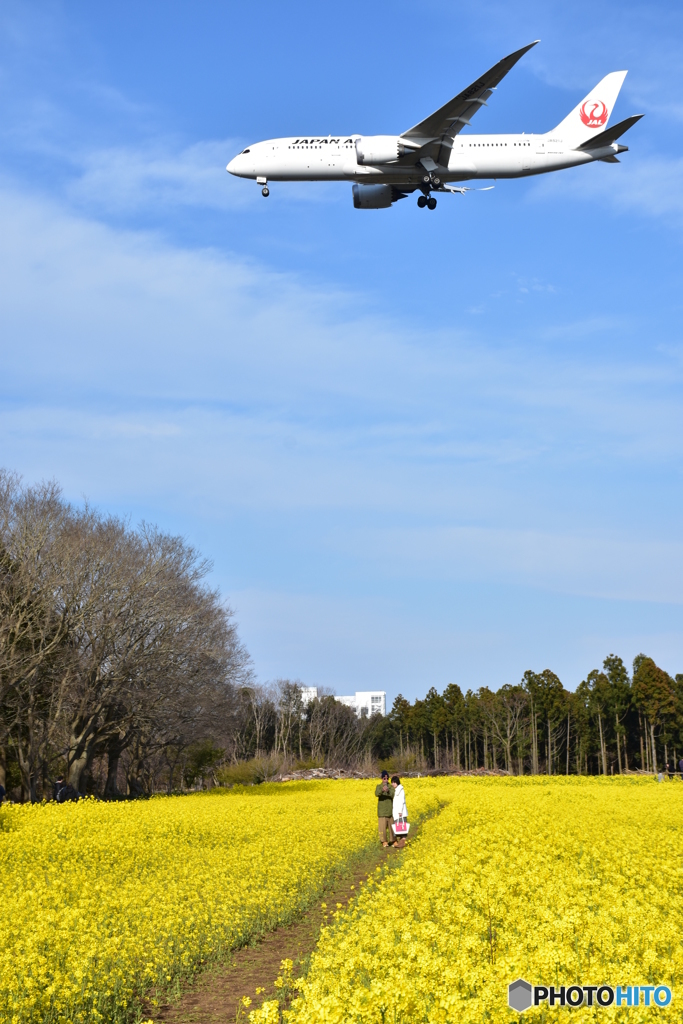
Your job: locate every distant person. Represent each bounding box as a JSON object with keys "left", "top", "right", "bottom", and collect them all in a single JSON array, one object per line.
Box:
[
  {"left": 668, "top": 761, "right": 675, "bottom": 780},
  {"left": 391, "top": 774, "right": 408, "bottom": 846},
  {"left": 375, "top": 770, "right": 396, "bottom": 848},
  {"left": 53, "top": 775, "right": 77, "bottom": 802},
  {"left": 679, "top": 757, "right": 683, "bottom": 781},
  {"left": 0, "top": 783, "right": 5, "bottom": 804}
]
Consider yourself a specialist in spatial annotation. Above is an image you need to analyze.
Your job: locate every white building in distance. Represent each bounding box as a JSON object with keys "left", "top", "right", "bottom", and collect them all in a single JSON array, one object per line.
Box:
[
  {"left": 300, "top": 686, "right": 386, "bottom": 717},
  {"left": 346, "top": 691, "right": 387, "bottom": 718},
  {"left": 299, "top": 687, "right": 319, "bottom": 706}
]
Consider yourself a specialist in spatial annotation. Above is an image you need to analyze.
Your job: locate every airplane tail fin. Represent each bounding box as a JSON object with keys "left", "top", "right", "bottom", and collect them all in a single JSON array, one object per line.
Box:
[{"left": 550, "top": 71, "right": 627, "bottom": 147}]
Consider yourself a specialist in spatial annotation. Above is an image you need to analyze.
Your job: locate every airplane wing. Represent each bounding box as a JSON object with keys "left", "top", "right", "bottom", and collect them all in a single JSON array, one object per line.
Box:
[{"left": 400, "top": 40, "right": 539, "bottom": 166}]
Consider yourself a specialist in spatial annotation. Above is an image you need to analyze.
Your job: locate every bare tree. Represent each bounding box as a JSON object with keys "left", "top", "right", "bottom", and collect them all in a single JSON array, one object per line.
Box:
[
  {"left": 243, "top": 684, "right": 275, "bottom": 758},
  {"left": 56, "top": 517, "right": 242, "bottom": 792},
  {"left": 307, "top": 694, "right": 367, "bottom": 766},
  {"left": 1, "top": 472, "right": 252, "bottom": 800},
  {"left": 0, "top": 474, "right": 78, "bottom": 799},
  {"left": 273, "top": 680, "right": 304, "bottom": 759},
  {"left": 480, "top": 685, "right": 528, "bottom": 773}
]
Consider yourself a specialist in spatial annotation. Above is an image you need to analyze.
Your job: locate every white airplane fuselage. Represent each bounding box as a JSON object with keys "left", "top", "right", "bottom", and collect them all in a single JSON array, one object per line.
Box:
[
  {"left": 226, "top": 45, "right": 641, "bottom": 207},
  {"left": 227, "top": 131, "right": 618, "bottom": 184}
]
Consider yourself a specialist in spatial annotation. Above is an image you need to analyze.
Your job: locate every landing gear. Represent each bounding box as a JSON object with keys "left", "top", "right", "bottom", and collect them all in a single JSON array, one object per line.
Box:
[
  {"left": 418, "top": 168, "right": 441, "bottom": 210},
  {"left": 262, "top": 186, "right": 270, "bottom": 197}
]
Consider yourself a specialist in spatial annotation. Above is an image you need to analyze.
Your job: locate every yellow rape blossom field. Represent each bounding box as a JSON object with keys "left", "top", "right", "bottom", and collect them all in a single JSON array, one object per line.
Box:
[
  {"left": 260, "top": 776, "right": 683, "bottom": 1024},
  {"left": 1, "top": 781, "right": 440, "bottom": 1024},
  {"left": 5, "top": 776, "right": 683, "bottom": 1024}
]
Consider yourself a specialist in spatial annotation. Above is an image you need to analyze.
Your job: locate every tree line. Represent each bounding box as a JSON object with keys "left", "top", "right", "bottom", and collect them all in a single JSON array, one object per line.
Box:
[
  {"left": 0, "top": 472, "right": 251, "bottom": 801},
  {"left": 3, "top": 471, "right": 682, "bottom": 801},
  {"left": 217, "top": 654, "right": 683, "bottom": 781},
  {"left": 383, "top": 655, "right": 683, "bottom": 776}
]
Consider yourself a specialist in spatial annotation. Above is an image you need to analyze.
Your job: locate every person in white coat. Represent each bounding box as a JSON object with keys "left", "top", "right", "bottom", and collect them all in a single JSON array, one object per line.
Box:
[{"left": 391, "top": 775, "right": 408, "bottom": 844}]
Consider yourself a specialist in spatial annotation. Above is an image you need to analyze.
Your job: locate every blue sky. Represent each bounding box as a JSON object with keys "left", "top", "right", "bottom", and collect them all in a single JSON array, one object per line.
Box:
[{"left": 2, "top": 0, "right": 683, "bottom": 701}]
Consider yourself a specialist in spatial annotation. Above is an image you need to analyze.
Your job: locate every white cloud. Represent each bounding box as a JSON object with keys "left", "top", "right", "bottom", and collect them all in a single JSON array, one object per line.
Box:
[
  {"left": 1, "top": 180, "right": 683, "bottom": 614},
  {"left": 530, "top": 155, "right": 683, "bottom": 223},
  {"left": 1, "top": 177, "right": 682, "bottom": 450},
  {"left": 353, "top": 524, "right": 683, "bottom": 605},
  {"left": 64, "top": 139, "right": 256, "bottom": 212},
  {"left": 59, "top": 138, "right": 343, "bottom": 214}
]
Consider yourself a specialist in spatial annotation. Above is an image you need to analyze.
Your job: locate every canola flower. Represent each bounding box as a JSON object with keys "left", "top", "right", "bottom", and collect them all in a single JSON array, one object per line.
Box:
[
  {"left": 256, "top": 776, "right": 683, "bottom": 1024},
  {"left": 1, "top": 780, "right": 440, "bottom": 1024}
]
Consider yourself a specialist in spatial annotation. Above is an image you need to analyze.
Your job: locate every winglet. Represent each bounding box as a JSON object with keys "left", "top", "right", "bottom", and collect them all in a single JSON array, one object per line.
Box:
[
  {"left": 496, "top": 40, "right": 540, "bottom": 67},
  {"left": 508, "top": 40, "right": 541, "bottom": 61}
]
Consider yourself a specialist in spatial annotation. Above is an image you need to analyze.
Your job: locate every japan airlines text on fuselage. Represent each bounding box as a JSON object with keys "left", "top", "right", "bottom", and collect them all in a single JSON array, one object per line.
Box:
[{"left": 226, "top": 41, "right": 643, "bottom": 210}]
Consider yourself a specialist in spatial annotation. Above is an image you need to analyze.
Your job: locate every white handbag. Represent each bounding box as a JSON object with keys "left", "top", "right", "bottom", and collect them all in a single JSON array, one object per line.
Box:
[{"left": 392, "top": 816, "right": 410, "bottom": 835}]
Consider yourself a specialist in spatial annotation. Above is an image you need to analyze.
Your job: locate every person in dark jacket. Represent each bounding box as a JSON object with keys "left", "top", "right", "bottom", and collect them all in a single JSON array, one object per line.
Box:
[
  {"left": 679, "top": 757, "right": 683, "bottom": 781},
  {"left": 375, "top": 770, "right": 396, "bottom": 847},
  {"left": 53, "top": 776, "right": 79, "bottom": 802}
]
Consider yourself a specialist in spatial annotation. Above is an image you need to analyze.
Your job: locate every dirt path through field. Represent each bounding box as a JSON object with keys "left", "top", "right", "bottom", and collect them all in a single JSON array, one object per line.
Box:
[{"left": 152, "top": 839, "right": 405, "bottom": 1024}]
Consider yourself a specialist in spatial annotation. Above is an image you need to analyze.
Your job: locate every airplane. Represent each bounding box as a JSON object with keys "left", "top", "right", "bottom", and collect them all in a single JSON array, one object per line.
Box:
[{"left": 226, "top": 41, "right": 643, "bottom": 210}]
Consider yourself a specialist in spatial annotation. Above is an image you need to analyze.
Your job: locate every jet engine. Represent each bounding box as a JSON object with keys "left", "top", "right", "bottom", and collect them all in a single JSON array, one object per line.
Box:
[
  {"left": 352, "top": 184, "right": 408, "bottom": 209},
  {"left": 355, "top": 135, "right": 417, "bottom": 165}
]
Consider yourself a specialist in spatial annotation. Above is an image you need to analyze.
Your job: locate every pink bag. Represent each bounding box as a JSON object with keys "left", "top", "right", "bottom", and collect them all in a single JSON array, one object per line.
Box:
[{"left": 392, "top": 816, "right": 410, "bottom": 835}]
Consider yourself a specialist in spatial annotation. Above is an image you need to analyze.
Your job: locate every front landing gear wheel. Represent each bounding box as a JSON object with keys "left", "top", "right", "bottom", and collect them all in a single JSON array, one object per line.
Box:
[
  {"left": 262, "top": 186, "right": 270, "bottom": 197},
  {"left": 427, "top": 197, "right": 437, "bottom": 210},
  {"left": 417, "top": 195, "right": 427, "bottom": 208}
]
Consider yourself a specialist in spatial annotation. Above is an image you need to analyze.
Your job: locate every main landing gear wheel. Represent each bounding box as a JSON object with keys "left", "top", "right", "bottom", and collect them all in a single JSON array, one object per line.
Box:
[
  {"left": 427, "top": 197, "right": 437, "bottom": 210},
  {"left": 417, "top": 195, "right": 427, "bottom": 208},
  {"left": 261, "top": 186, "right": 270, "bottom": 197}
]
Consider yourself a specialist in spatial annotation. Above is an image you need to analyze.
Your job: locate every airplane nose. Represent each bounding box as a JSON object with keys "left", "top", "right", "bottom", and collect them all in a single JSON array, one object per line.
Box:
[{"left": 226, "top": 156, "right": 239, "bottom": 175}]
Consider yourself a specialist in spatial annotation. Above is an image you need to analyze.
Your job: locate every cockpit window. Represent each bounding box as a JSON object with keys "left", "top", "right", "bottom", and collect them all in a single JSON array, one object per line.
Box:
[{"left": 241, "top": 148, "right": 250, "bottom": 154}]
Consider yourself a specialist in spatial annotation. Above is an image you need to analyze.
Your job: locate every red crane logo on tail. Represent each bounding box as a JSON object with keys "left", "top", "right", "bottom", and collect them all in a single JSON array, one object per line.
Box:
[{"left": 579, "top": 100, "right": 609, "bottom": 127}]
